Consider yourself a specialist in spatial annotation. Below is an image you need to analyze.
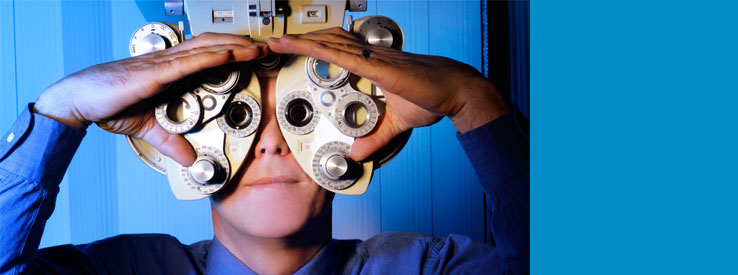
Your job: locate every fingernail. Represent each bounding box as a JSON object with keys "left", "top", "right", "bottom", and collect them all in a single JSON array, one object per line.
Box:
[{"left": 216, "top": 49, "right": 230, "bottom": 54}]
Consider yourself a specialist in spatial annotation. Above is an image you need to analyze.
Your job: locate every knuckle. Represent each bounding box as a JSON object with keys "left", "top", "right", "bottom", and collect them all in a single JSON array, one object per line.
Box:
[
  {"left": 164, "top": 57, "right": 188, "bottom": 78},
  {"left": 364, "top": 56, "right": 384, "bottom": 68},
  {"left": 328, "top": 33, "right": 347, "bottom": 42},
  {"left": 313, "top": 41, "right": 328, "bottom": 50},
  {"left": 343, "top": 43, "right": 363, "bottom": 52},
  {"left": 199, "top": 32, "right": 216, "bottom": 38}
]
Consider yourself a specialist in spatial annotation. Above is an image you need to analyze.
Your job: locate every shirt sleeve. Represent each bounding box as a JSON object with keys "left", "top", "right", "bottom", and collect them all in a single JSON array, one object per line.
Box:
[
  {"left": 0, "top": 103, "right": 86, "bottom": 275},
  {"left": 457, "top": 110, "right": 530, "bottom": 274}
]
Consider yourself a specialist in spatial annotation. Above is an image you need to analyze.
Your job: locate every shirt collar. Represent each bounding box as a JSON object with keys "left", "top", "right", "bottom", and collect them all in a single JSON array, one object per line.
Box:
[
  {"left": 206, "top": 237, "right": 337, "bottom": 275},
  {"left": 206, "top": 237, "right": 256, "bottom": 275}
]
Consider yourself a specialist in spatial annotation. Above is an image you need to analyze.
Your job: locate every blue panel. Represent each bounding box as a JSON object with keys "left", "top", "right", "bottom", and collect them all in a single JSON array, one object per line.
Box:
[
  {"left": 332, "top": 176, "right": 382, "bottom": 240},
  {"left": 13, "top": 0, "right": 65, "bottom": 115},
  {"left": 428, "top": 0, "right": 485, "bottom": 242},
  {"left": 0, "top": 0, "right": 18, "bottom": 129},
  {"left": 379, "top": 127, "right": 433, "bottom": 234},
  {"left": 58, "top": 0, "right": 121, "bottom": 245},
  {"left": 375, "top": 0, "right": 433, "bottom": 235}
]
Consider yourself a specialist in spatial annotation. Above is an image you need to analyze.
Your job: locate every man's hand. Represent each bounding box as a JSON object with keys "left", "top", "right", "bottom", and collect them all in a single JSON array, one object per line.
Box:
[
  {"left": 267, "top": 28, "right": 509, "bottom": 161},
  {"left": 34, "top": 33, "right": 268, "bottom": 166}
]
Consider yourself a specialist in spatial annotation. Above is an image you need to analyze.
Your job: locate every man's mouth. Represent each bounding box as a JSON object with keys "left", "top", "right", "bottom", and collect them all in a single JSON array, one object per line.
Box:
[{"left": 247, "top": 176, "right": 300, "bottom": 188}]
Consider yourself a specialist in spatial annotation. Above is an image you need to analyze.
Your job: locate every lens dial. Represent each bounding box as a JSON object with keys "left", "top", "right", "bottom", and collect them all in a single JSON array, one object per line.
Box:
[
  {"left": 201, "top": 68, "right": 240, "bottom": 94},
  {"left": 181, "top": 145, "right": 231, "bottom": 195},
  {"left": 217, "top": 93, "right": 261, "bottom": 138},
  {"left": 305, "top": 57, "right": 350, "bottom": 89},
  {"left": 311, "top": 141, "right": 362, "bottom": 190},
  {"left": 333, "top": 92, "right": 380, "bottom": 137},
  {"left": 154, "top": 92, "right": 202, "bottom": 134},
  {"left": 277, "top": 90, "right": 321, "bottom": 135}
]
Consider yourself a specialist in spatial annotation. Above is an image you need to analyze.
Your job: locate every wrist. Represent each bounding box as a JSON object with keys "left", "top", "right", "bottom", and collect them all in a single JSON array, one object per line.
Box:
[
  {"left": 34, "top": 87, "right": 90, "bottom": 130},
  {"left": 449, "top": 80, "right": 510, "bottom": 133}
]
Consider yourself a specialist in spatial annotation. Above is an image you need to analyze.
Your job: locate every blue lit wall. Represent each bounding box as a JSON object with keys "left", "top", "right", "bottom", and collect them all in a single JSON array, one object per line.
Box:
[{"left": 0, "top": 0, "right": 485, "bottom": 248}]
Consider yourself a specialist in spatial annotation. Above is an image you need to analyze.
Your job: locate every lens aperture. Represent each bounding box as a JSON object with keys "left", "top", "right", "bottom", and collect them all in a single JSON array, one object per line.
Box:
[
  {"left": 344, "top": 102, "right": 368, "bottom": 128},
  {"left": 286, "top": 98, "right": 313, "bottom": 127},
  {"left": 225, "top": 102, "right": 253, "bottom": 130},
  {"left": 166, "top": 98, "right": 191, "bottom": 122}
]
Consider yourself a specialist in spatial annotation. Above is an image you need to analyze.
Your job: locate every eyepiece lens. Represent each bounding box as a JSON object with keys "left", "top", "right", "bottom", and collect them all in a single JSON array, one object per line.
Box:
[
  {"left": 344, "top": 102, "right": 368, "bottom": 128},
  {"left": 286, "top": 99, "right": 313, "bottom": 127},
  {"left": 204, "top": 67, "right": 231, "bottom": 85},
  {"left": 166, "top": 98, "right": 191, "bottom": 122},
  {"left": 314, "top": 60, "right": 339, "bottom": 80},
  {"left": 226, "top": 102, "right": 253, "bottom": 129}
]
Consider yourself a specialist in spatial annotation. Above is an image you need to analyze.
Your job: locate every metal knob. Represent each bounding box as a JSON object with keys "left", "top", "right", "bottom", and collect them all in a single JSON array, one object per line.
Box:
[
  {"left": 354, "top": 16, "right": 404, "bottom": 50},
  {"left": 138, "top": 33, "right": 167, "bottom": 54},
  {"left": 129, "top": 22, "right": 181, "bottom": 57},
  {"left": 189, "top": 157, "right": 222, "bottom": 184},
  {"left": 365, "top": 27, "right": 394, "bottom": 48},
  {"left": 319, "top": 152, "right": 361, "bottom": 180}
]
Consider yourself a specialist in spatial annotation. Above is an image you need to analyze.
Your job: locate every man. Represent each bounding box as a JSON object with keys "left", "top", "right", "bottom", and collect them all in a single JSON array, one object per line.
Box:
[{"left": 0, "top": 28, "right": 529, "bottom": 274}]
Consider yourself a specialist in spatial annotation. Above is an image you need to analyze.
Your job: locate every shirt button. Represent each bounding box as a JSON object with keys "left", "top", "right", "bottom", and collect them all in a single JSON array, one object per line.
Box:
[{"left": 6, "top": 132, "right": 14, "bottom": 143}]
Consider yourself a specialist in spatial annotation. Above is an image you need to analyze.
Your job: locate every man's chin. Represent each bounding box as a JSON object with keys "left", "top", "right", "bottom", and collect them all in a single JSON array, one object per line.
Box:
[{"left": 227, "top": 186, "right": 322, "bottom": 236}]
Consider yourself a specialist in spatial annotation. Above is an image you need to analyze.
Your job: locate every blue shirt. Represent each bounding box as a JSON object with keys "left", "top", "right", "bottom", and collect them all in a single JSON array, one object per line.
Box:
[{"left": 0, "top": 104, "right": 529, "bottom": 274}]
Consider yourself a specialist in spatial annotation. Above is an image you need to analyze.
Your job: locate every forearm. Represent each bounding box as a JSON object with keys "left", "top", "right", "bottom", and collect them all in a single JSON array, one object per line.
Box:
[
  {"left": 0, "top": 104, "right": 85, "bottom": 274},
  {"left": 457, "top": 110, "right": 530, "bottom": 273}
]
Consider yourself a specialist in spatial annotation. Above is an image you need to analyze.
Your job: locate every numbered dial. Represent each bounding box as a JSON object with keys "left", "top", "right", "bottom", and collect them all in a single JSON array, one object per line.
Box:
[
  {"left": 312, "top": 141, "right": 362, "bottom": 190},
  {"left": 277, "top": 90, "right": 321, "bottom": 135},
  {"left": 129, "top": 22, "right": 181, "bottom": 57},
  {"left": 306, "top": 57, "right": 350, "bottom": 89},
  {"left": 155, "top": 92, "right": 202, "bottom": 134},
  {"left": 333, "top": 92, "right": 380, "bottom": 137},
  {"left": 201, "top": 67, "right": 240, "bottom": 94},
  {"left": 181, "top": 146, "right": 231, "bottom": 195},
  {"left": 217, "top": 93, "right": 261, "bottom": 138}
]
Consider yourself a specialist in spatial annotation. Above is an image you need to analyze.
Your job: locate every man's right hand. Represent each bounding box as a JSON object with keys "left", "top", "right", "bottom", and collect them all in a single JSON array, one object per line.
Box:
[{"left": 33, "top": 33, "right": 268, "bottom": 166}]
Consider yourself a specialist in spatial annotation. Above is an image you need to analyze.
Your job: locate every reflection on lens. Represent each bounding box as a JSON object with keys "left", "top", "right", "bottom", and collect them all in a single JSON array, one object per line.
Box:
[
  {"left": 286, "top": 99, "right": 313, "bottom": 127},
  {"left": 226, "top": 102, "right": 253, "bottom": 129},
  {"left": 344, "top": 102, "right": 368, "bottom": 128},
  {"left": 166, "top": 98, "right": 191, "bottom": 122},
  {"left": 314, "top": 60, "right": 340, "bottom": 80},
  {"left": 306, "top": 57, "right": 350, "bottom": 89},
  {"left": 257, "top": 53, "right": 281, "bottom": 69}
]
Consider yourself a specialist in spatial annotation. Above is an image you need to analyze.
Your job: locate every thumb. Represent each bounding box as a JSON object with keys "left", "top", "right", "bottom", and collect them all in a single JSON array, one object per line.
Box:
[
  {"left": 349, "top": 109, "right": 406, "bottom": 161},
  {"left": 141, "top": 123, "right": 197, "bottom": 166}
]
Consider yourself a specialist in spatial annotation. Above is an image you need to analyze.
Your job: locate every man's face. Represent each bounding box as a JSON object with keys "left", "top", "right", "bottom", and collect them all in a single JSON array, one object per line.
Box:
[{"left": 211, "top": 76, "right": 332, "bottom": 239}]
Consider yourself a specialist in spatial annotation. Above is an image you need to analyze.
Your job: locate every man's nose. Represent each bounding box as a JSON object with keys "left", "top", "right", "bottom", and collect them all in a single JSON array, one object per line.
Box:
[{"left": 254, "top": 117, "right": 290, "bottom": 158}]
